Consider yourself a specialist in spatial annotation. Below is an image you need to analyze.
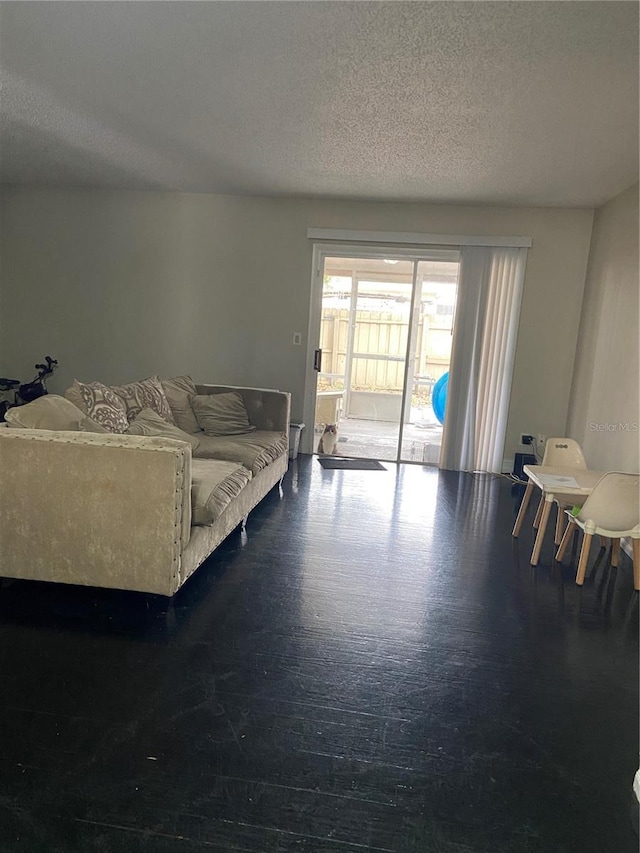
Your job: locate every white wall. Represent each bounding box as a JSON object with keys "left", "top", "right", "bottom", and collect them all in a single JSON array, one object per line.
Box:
[
  {"left": 567, "top": 183, "right": 639, "bottom": 472},
  {"left": 0, "top": 188, "right": 593, "bottom": 458}
]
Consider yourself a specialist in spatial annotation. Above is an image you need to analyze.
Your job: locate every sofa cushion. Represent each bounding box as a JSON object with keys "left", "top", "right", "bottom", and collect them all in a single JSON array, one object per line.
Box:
[
  {"left": 4, "top": 395, "right": 108, "bottom": 433},
  {"left": 161, "top": 375, "right": 201, "bottom": 435},
  {"left": 109, "top": 376, "right": 174, "bottom": 424},
  {"left": 191, "top": 459, "right": 252, "bottom": 526},
  {"left": 126, "top": 408, "right": 201, "bottom": 451},
  {"left": 65, "top": 380, "right": 130, "bottom": 433},
  {"left": 191, "top": 392, "right": 255, "bottom": 436},
  {"left": 194, "top": 430, "right": 288, "bottom": 475}
]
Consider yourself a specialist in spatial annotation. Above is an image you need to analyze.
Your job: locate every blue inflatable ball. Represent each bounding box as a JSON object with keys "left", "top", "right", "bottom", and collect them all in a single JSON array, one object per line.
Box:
[{"left": 432, "top": 372, "right": 449, "bottom": 426}]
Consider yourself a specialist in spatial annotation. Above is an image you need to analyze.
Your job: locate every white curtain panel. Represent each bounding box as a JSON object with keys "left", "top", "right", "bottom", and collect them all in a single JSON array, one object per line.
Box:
[{"left": 440, "top": 246, "right": 527, "bottom": 473}]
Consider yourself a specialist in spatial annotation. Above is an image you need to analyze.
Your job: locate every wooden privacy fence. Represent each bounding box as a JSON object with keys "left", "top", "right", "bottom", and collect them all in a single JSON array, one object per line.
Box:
[{"left": 319, "top": 308, "right": 451, "bottom": 392}]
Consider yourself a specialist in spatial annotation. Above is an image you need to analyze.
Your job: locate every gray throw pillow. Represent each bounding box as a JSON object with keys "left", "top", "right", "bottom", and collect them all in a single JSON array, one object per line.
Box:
[
  {"left": 161, "top": 375, "right": 201, "bottom": 435},
  {"left": 126, "top": 408, "right": 201, "bottom": 451},
  {"left": 5, "top": 395, "right": 108, "bottom": 432},
  {"left": 190, "top": 392, "right": 256, "bottom": 436}
]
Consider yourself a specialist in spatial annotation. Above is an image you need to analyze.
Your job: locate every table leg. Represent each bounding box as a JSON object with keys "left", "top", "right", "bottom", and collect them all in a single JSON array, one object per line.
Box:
[
  {"left": 531, "top": 494, "right": 553, "bottom": 566},
  {"left": 512, "top": 480, "right": 534, "bottom": 537},
  {"left": 554, "top": 504, "right": 565, "bottom": 545}
]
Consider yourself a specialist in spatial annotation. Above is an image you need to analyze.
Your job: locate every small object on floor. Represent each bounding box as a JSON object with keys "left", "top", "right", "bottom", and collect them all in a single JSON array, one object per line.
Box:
[
  {"left": 318, "top": 457, "right": 386, "bottom": 470},
  {"left": 513, "top": 451, "right": 537, "bottom": 479},
  {"left": 288, "top": 422, "right": 305, "bottom": 460}
]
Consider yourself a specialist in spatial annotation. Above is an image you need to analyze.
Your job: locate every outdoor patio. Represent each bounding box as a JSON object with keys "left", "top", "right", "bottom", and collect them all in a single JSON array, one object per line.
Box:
[{"left": 313, "top": 410, "right": 444, "bottom": 464}]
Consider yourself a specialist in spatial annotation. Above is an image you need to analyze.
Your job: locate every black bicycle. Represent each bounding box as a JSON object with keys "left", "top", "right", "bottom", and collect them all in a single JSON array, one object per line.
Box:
[{"left": 0, "top": 356, "right": 58, "bottom": 421}]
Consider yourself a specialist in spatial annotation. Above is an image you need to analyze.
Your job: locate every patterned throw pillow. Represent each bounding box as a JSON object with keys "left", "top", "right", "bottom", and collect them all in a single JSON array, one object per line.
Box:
[
  {"left": 109, "top": 376, "right": 174, "bottom": 424},
  {"left": 65, "top": 380, "right": 130, "bottom": 433}
]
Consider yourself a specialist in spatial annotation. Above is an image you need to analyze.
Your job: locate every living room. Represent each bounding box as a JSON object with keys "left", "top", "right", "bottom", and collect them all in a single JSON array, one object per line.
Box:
[{"left": 0, "top": 2, "right": 638, "bottom": 852}]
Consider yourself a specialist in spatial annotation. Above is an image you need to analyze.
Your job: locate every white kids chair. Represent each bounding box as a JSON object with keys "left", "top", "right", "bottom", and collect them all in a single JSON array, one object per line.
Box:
[
  {"left": 555, "top": 472, "right": 640, "bottom": 587},
  {"left": 532, "top": 438, "right": 588, "bottom": 545}
]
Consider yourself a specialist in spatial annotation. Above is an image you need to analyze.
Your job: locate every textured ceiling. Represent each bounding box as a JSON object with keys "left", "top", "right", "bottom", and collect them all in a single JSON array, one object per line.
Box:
[{"left": 0, "top": 2, "right": 638, "bottom": 207}]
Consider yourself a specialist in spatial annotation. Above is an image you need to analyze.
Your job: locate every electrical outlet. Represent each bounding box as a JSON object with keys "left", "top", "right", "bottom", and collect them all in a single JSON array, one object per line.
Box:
[{"left": 521, "top": 434, "right": 534, "bottom": 445}]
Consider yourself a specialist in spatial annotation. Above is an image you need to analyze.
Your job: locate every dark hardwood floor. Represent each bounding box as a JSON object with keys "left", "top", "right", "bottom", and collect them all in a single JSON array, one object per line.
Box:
[{"left": 0, "top": 457, "right": 637, "bottom": 852}]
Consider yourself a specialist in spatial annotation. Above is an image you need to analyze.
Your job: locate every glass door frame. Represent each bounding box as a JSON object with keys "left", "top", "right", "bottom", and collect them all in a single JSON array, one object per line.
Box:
[
  {"left": 344, "top": 268, "right": 417, "bottom": 424},
  {"left": 303, "top": 243, "right": 460, "bottom": 461}
]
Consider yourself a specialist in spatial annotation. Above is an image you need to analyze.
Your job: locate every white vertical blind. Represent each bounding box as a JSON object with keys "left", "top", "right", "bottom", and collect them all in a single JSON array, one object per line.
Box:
[{"left": 440, "top": 246, "right": 527, "bottom": 473}]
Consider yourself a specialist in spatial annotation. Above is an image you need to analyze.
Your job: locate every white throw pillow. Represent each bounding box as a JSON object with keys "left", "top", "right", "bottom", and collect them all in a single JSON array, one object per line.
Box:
[{"left": 5, "top": 395, "right": 108, "bottom": 432}]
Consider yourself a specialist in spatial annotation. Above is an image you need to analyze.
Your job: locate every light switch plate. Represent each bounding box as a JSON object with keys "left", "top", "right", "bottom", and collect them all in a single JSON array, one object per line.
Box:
[{"left": 293, "top": 332, "right": 302, "bottom": 345}]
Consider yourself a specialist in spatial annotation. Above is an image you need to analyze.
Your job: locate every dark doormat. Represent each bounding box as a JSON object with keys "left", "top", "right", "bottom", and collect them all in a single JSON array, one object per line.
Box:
[{"left": 317, "top": 457, "right": 386, "bottom": 470}]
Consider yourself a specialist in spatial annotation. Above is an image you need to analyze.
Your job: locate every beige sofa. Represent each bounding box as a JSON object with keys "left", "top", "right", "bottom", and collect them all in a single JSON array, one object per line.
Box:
[{"left": 0, "top": 382, "right": 290, "bottom": 596}]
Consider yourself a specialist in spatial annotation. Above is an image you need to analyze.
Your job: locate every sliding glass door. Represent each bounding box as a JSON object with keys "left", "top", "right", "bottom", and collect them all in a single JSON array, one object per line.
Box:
[
  {"left": 399, "top": 259, "right": 459, "bottom": 463},
  {"left": 347, "top": 272, "right": 414, "bottom": 461},
  {"left": 312, "top": 252, "right": 460, "bottom": 464}
]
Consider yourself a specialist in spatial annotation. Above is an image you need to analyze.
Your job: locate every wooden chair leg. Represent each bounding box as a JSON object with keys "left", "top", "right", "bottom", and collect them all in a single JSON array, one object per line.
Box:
[
  {"left": 611, "top": 539, "right": 620, "bottom": 568},
  {"left": 531, "top": 498, "right": 553, "bottom": 566},
  {"left": 632, "top": 539, "right": 640, "bottom": 591},
  {"left": 533, "top": 495, "right": 544, "bottom": 529},
  {"left": 554, "top": 504, "right": 565, "bottom": 545},
  {"left": 576, "top": 533, "right": 592, "bottom": 585},
  {"left": 512, "top": 481, "right": 534, "bottom": 537},
  {"left": 570, "top": 526, "right": 579, "bottom": 558},
  {"left": 556, "top": 517, "right": 575, "bottom": 562}
]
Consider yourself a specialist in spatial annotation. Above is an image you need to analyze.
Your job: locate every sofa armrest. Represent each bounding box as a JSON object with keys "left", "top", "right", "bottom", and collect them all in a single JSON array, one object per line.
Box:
[
  {"left": 0, "top": 430, "right": 192, "bottom": 595},
  {"left": 195, "top": 385, "right": 291, "bottom": 435}
]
